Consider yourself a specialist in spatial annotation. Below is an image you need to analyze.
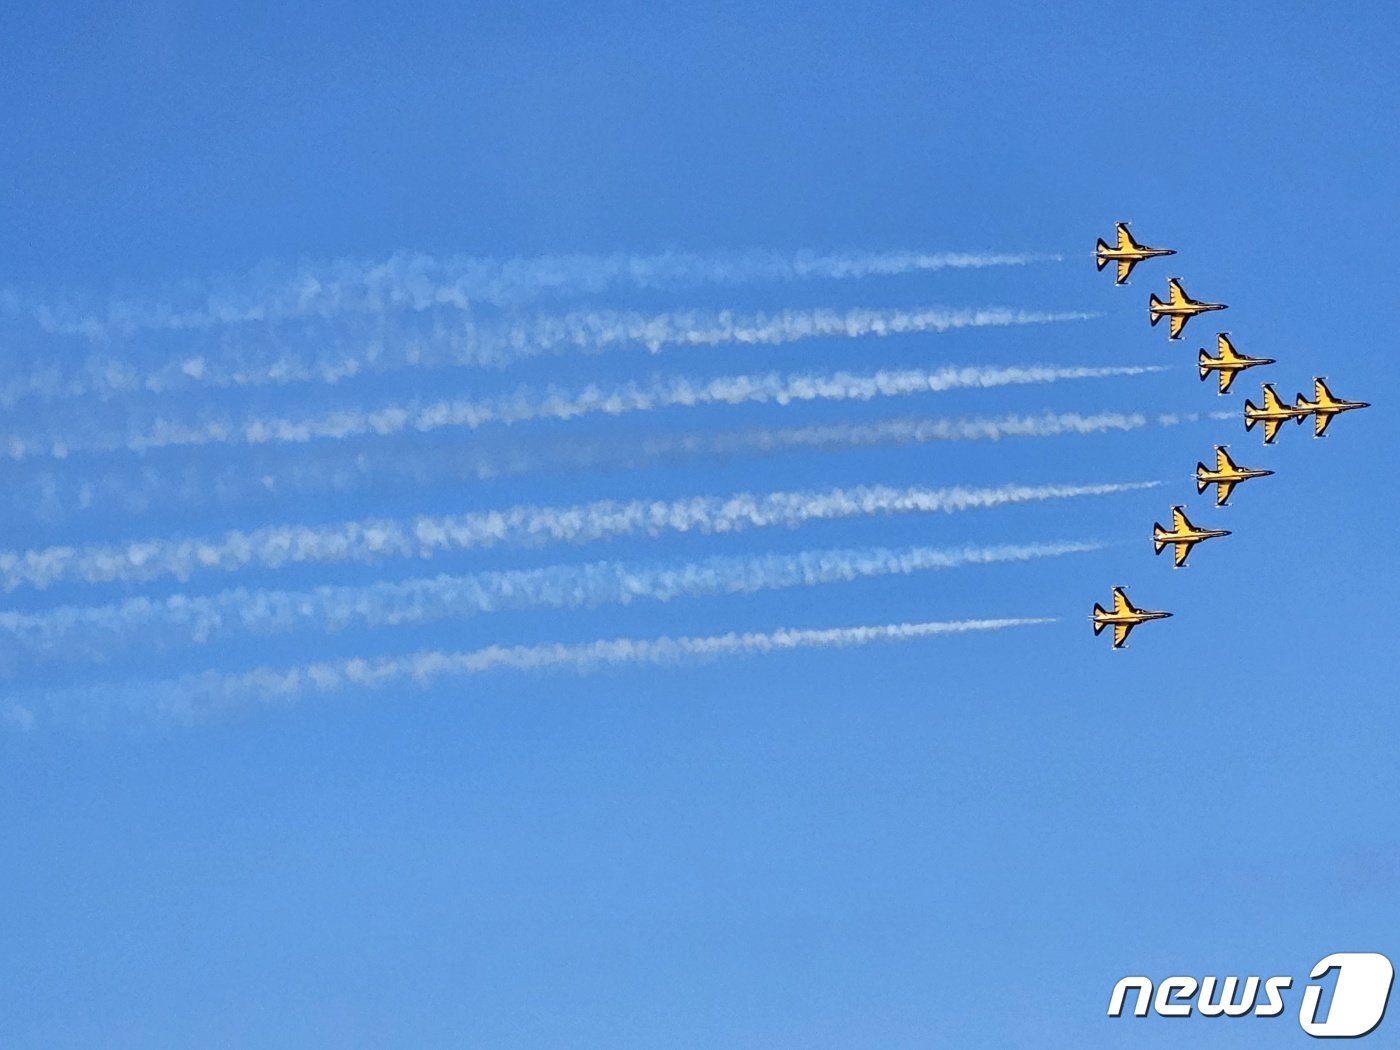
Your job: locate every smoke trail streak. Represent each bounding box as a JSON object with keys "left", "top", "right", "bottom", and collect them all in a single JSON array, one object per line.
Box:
[
  {"left": 610, "top": 410, "right": 1240, "bottom": 466},
  {"left": 3, "top": 615, "right": 1055, "bottom": 726},
  {"left": 183, "top": 615, "right": 1057, "bottom": 707},
  {"left": 1, "top": 481, "right": 1157, "bottom": 592},
  {"left": 0, "top": 305, "right": 1099, "bottom": 406},
  {"left": 19, "top": 249, "right": 1062, "bottom": 339},
  {"left": 0, "top": 541, "right": 1097, "bottom": 663},
  {"left": 9, "top": 364, "right": 1163, "bottom": 460},
  {"left": 3, "top": 411, "right": 1234, "bottom": 527}
]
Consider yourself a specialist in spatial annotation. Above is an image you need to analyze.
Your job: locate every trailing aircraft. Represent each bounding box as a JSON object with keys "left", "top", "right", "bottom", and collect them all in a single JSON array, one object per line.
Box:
[
  {"left": 1293, "top": 377, "right": 1371, "bottom": 437},
  {"left": 1198, "top": 333, "right": 1274, "bottom": 394},
  {"left": 1091, "top": 587, "right": 1172, "bottom": 649},
  {"left": 1095, "top": 222, "right": 1175, "bottom": 285},
  {"left": 1152, "top": 506, "right": 1231, "bottom": 568},
  {"left": 1149, "top": 278, "right": 1227, "bottom": 339},
  {"left": 1195, "top": 446, "right": 1273, "bottom": 506},
  {"left": 1244, "top": 383, "right": 1309, "bottom": 443}
]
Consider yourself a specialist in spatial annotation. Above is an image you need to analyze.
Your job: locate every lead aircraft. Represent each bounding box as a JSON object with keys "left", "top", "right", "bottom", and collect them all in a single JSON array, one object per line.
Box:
[{"left": 1293, "top": 377, "right": 1370, "bottom": 437}]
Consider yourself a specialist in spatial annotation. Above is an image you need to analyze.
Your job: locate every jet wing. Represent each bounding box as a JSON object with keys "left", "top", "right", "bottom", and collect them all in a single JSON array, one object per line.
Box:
[
  {"left": 1116, "top": 259, "right": 1136, "bottom": 285},
  {"left": 1169, "top": 313, "right": 1189, "bottom": 339},
  {"left": 1112, "top": 588, "right": 1133, "bottom": 616},
  {"left": 1218, "top": 369, "right": 1238, "bottom": 394},
  {"left": 1263, "top": 417, "right": 1285, "bottom": 443},
  {"left": 1172, "top": 540, "right": 1195, "bottom": 568},
  {"left": 1113, "top": 623, "right": 1133, "bottom": 648},
  {"left": 1315, "top": 411, "right": 1334, "bottom": 437},
  {"left": 1171, "top": 507, "right": 1191, "bottom": 532},
  {"left": 1215, "top": 447, "right": 1234, "bottom": 472},
  {"left": 1213, "top": 479, "right": 1236, "bottom": 506},
  {"left": 1116, "top": 223, "right": 1135, "bottom": 251},
  {"left": 1167, "top": 279, "right": 1189, "bottom": 305}
]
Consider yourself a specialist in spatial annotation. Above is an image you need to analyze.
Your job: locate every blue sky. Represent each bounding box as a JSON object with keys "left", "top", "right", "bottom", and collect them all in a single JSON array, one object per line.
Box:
[{"left": 2, "top": 2, "right": 1398, "bottom": 1046}]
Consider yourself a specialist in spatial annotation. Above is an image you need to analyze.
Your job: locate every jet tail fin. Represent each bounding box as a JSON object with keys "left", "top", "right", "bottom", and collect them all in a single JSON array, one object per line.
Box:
[
  {"left": 1195, "top": 468, "right": 1209, "bottom": 494},
  {"left": 1095, "top": 239, "right": 1110, "bottom": 270},
  {"left": 1148, "top": 294, "right": 1164, "bottom": 322},
  {"left": 1152, "top": 525, "right": 1167, "bottom": 555},
  {"left": 1243, "top": 401, "right": 1258, "bottom": 429},
  {"left": 1197, "top": 350, "right": 1211, "bottom": 380},
  {"left": 1092, "top": 606, "right": 1107, "bottom": 634}
]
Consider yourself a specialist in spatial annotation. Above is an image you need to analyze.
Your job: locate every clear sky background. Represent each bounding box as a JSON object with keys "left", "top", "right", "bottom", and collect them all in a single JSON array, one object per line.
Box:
[{"left": 2, "top": 2, "right": 1398, "bottom": 1047}]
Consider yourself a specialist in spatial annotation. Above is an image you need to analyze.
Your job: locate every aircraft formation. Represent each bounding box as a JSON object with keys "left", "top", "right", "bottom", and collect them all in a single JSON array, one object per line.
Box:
[{"left": 1089, "top": 223, "right": 1370, "bottom": 648}]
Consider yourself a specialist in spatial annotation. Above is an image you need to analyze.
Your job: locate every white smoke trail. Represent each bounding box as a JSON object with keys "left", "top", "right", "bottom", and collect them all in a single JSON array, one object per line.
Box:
[
  {"left": 631, "top": 409, "right": 1227, "bottom": 458},
  {"left": 7, "top": 615, "right": 1054, "bottom": 726},
  {"left": 182, "top": 616, "right": 1058, "bottom": 707},
  {"left": 0, "top": 304, "right": 1099, "bottom": 406},
  {"left": 9, "top": 363, "right": 1163, "bottom": 460},
  {"left": 0, "top": 541, "right": 1097, "bottom": 662},
  {"left": 0, "top": 480, "right": 1157, "bottom": 592},
  {"left": 21, "top": 249, "right": 1062, "bottom": 339},
  {"left": 4, "top": 411, "right": 1232, "bottom": 526}
]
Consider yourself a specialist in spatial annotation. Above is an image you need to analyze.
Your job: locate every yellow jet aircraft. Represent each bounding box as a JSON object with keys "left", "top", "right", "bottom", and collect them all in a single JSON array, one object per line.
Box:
[
  {"left": 1148, "top": 278, "right": 1228, "bottom": 339},
  {"left": 1198, "top": 333, "right": 1275, "bottom": 394},
  {"left": 1293, "top": 377, "right": 1371, "bottom": 437},
  {"left": 1095, "top": 222, "right": 1176, "bottom": 285},
  {"left": 1244, "top": 383, "right": 1309, "bottom": 443},
  {"left": 1195, "top": 445, "right": 1273, "bottom": 506},
  {"left": 1091, "top": 587, "right": 1172, "bottom": 649},
  {"left": 1152, "top": 506, "right": 1231, "bottom": 568}
]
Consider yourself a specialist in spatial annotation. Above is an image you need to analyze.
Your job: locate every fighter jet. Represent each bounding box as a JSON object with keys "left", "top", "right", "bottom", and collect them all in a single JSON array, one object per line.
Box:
[
  {"left": 1244, "top": 383, "right": 1309, "bottom": 443},
  {"left": 1293, "top": 377, "right": 1371, "bottom": 437},
  {"left": 1195, "top": 445, "right": 1273, "bottom": 506},
  {"left": 1198, "top": 333, "right": 1275, "bottom": 394},
  {"left": 1149, "top": 278, "right": 1228, "bottom": 339},
  {"left": 1152, "top": 506, "right": 1231, "bottom": 568},
  {"left": 1095, "top": 222, "right": 1176, "bottom": 285},
  {"left": 1091, "top": 587, "right": 1172, "bottom": 649}
]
